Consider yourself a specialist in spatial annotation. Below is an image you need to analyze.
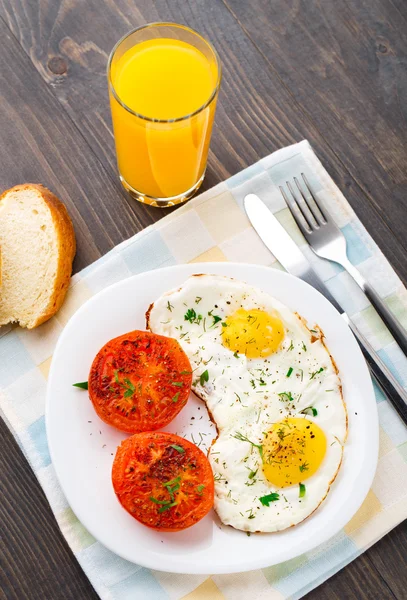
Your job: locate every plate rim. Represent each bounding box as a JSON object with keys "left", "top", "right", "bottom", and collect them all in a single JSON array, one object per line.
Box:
[{"left": 46, "top": 262, "right": 379, "bottom": 574}]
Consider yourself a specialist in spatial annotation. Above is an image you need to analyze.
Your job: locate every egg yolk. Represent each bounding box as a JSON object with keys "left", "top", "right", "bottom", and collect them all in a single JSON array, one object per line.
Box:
[
  {"left": 221, "top": 308, "right": 285, "bottom": 358},
  {"left": 262, "top": 418, "right": 327, "bottom": 487}
]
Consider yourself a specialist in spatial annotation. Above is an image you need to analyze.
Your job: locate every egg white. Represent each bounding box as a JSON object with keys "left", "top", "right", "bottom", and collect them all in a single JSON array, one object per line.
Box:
[{"left": 147, "top": 274, "right": 347, "bottom": 532}]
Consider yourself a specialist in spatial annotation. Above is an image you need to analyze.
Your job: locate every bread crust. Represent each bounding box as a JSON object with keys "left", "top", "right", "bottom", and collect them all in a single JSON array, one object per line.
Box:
[{"left": 0, "top": 183, "right": 76, "bottom": 329}]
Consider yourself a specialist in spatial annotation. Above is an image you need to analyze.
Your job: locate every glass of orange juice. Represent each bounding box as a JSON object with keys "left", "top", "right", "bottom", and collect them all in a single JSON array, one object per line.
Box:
[{"left": 107, "top": 23, "right": 221, "bottom": 207}]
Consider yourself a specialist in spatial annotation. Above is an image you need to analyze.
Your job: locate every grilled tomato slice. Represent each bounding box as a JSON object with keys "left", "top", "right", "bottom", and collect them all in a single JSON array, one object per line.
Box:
[
  {"left": 89, "top": 331, "right": 192, "bottom": 433},
  {"left": 112, "top": 432, "right": 214, "bottom": 531}
]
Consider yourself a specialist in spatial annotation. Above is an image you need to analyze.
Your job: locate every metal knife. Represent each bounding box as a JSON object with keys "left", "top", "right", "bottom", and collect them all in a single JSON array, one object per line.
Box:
[{"left": 244, "top": 193, "right": 407, "bottom": 424}]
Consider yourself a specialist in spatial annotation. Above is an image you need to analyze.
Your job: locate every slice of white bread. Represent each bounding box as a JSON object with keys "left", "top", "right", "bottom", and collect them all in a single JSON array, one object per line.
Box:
[{"left": 0, "top": 184, "right": 76, "bottom": 329}]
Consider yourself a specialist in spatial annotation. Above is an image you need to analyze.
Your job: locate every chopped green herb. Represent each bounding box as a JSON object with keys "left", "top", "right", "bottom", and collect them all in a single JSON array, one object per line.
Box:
[
  {"left": 302, "top": 342, "right": 307, "bottom": 352},
  {"left": 278, "top": 391, "right": 294, "bottom": 402},
  {"left": 196, "top": 484, "right": 205, "bottom": 495},
  {"left": 299, "top": 483, "right": 306, "bottom": 498},
  {"left": 167, "top": 301, "right": 174, "bottom": 312},
  {"left": 310, "top": 329, "right": 317, "bottom": 333},
  {"left": 232, "top": 431, "right": 263, "bottom": 459},
  {"left": 234, "top": 392, "right": 241, "bottom": 403},
  {"left": 286, "top": 367, "right": 293, "bottom": 378},
  {"left": 114, "top": 369, "right": 120, "bottom": 383},
  {"left": 150, "top": 496, "right": 171, "bottom": 505},
  {"left": 277, "top": 427, "right": 289, "bottom": 441},
  {"left": 299, "top": 461, "right": 309, "bottom": 472},
  {"left": 259, "top": 492, "right": 280, "bottom": 506},
  {"left": 208, "top": 311, "right": 222, "bottom": 327},
  {"left": 172, "top": 392, "right": 180, "bottom": 403},
  {"left": 170, "top": 444, "right": 185, "bottom": 453},
  {"left": 233, "top": 351, "right": 239, "bottom": 358},
  {"left": 200, "top": 370, "right": 209, "bottom": 386},
  {"left": 73, "top": 381, "right": 88, "bottom": 390},
  {"left": 221, "top": 322, "right": 228, "bottom": 327},
  {"left": 250, "top": 379, "right": 256, "bottom": 389},
  {"left": 180, "top": 370, "right": 192, "bottom": 375},
  {"left": 171, "top": 381, "right": 183, "bottom": 387},
  {"left": 300, "top": 406, "right": 318, "bottom": 417},
  {"left": 259, "top": 378, "right": 266, "bottom": 386},
  {"left": 158, "top": 501, "right": 178, "bottom": 513},
  {"left": 195, "top": 297, "right": 202, "bottom": 304},
  {"left": 184, "top": 308, "right": 203, "bottom": 325},
  {"left": 248, "top": 468, "right": 258, "bottom": 480},
  {"left": 310, "top": 367, "right": 324, "bottom": 380},
  {"left": 288, "top": 340, "right": 294, "bottom": 351},
  {"left": 325, "top": 389, "right": 334, "bottom": 392}
]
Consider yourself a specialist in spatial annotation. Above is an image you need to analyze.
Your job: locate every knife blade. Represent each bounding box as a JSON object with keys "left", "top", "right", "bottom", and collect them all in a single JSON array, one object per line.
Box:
[{"left": 244, "top": 193, "right": 407, "bottom": 423}]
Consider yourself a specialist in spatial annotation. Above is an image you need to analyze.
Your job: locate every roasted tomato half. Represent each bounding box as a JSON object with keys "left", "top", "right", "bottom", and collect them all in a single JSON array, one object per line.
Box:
[
  {"left": 89, "top": 331, "right": 192, "bottom": 433},
  {"left": 112, "top": 432, "right": 214, "bottom": 531}
]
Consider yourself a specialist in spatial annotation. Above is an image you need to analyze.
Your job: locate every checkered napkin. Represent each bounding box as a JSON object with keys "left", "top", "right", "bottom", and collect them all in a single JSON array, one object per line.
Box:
[{"left": 1, "top": 141, "right": 406, "bottom": 600}]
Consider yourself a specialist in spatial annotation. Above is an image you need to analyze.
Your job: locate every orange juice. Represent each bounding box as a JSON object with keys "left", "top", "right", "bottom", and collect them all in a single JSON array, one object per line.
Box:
[{"left": 108, "top": 26, "right": 221, "bottom": 205}]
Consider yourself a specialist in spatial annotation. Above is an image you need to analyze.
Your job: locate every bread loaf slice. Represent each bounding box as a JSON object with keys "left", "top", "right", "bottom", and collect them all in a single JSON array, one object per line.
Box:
[{"left": 0, "top": 184, "right": 76, "bottom": 329}]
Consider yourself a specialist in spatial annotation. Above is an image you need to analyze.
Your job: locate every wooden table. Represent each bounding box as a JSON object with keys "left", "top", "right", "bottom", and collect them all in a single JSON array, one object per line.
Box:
[{"left": 1, "top": 1, "right": 406, "bottom": 598}]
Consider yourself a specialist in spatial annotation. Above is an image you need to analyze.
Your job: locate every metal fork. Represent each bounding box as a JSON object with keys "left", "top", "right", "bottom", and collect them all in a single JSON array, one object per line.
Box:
[{"left": 280, "top": 174, "right": 407, "bottom": 357}]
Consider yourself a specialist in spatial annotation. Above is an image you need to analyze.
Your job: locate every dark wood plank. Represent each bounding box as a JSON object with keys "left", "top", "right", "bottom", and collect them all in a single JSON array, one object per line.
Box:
[
  {"left": 0, "top": 423, "right": 99, "bottom": 600},
  {"left": 304, "top": 522, "right": 407, "bottom": 600},
  {"left": 222, "top": 0, "right": 407, "bottom": 267},
  {"left": 0, "top": 16, "right": 159, "bottom": 274},
  {"left": 2, "top": 0, "right": 406, "bottom": 282}
]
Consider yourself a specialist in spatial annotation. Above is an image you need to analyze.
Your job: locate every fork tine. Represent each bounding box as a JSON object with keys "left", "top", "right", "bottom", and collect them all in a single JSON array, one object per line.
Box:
[
  {"left": 301, "top": 173, "right": 328, "bottom": 224},
  {"left": 294, "top": 177, "right": 324, "bottom": 227},
  {"left": 279, "top": 185, "right": 312, "bottom": 234},
  {"left": 286, "top": 180, "right": 318, "bottom": 230}
]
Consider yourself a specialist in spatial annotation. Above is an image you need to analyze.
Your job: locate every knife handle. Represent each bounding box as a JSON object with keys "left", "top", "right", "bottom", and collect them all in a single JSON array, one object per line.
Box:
[{"left": 342, "top": 314, "right": 407, "bottom": 424}]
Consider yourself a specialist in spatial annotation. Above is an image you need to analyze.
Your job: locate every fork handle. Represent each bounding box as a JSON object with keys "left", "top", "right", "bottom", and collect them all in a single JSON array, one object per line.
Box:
[
  {"left": 342, "top": 257, "right": 407, "bottom": 357},
  {"left": 342, "top": 314, "right": 407, "bottom": 424}
]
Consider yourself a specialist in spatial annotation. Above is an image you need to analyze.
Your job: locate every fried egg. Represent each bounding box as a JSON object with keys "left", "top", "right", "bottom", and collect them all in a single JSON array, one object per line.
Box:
[{"left": 147, "top": 274, "right": 347, "bottom": 532}]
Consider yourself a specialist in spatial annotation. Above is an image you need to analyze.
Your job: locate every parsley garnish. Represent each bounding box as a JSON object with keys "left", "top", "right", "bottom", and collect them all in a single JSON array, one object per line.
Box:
[
  {"left": 73, "top": 381, "right": 88, "bottom": 390},
  {"left": 167, "top": 301, "right": 174, "bottom": 312},
  {"left": 232, "top": 431, "right": 263, "bottom": 459},
  {"left": 184, "top": 308, "right": 202, "bottom": 325},
  {"left": 150, "top": 496, "right": 172, "bottom": 505},
  {"left": 172, "top": 392, "right": 180, "bottom": 403},
  {"left": 301, "top": 406, "right": 318, "bottom": 416},
  {"left": 299, "top": 483, "right": 306, "bottom": 498},
  {"left": 278, "top": 391, "right": 294, "bottom": 402},
  {"left": 310, "top": 367, "right": 324, "bottom": 380},
  {"left": 259, "top": 492, "right": 280, "bottom": 506},
  {"left": 233, "top": 351, "right": 239, "bottom": 358},
  {"left": 158, "top": 501, "right": 178, "bottom": 513},
  {"left": 208, "top": 310, "right": 222, "bottom": 327},
  {"left": 299, "top": 461, "right": 309, "bottom": 472},
  {"left": 259, "top": 378, "right": 266, "bottom": 386},
  {"left": 277, "top": 427, "right": 289, "bottom": 441},
  {"left": 286, "top": 367, "right": 293, "bottom": 378},
  {"left": 248, "top": 468, "right": 258, "bottom": 480},
  {"left": 222, "top": 322, "right": 228, "bottom": 327},
  {"left": 113, "top": 371, "right": 135, "bottom": 398},
  {"left": 171, "top": 381, "right": 183, "bottom": 387},
  {"left": 200, "top": 370, "right": 209, "bottom": 386},
  {"left": 288, "top": 340, "right": 294, "bottom": 351},
  {"left": 196, "top": 484, "right": 205, "bottom": 495},
  {"left": 170, "top": 444, "right": 185, "bottom": 453},
  {"left": 122, "top": 379, "right": 136, "bottom": 398},
  {"left": 250, "top": 379, "right": 256, "bottom": 389},
  {"left": 163, "top": 476, "right": 181, "bottom": 501},
  {"left": 195, "top": 297, "right": 202, "bottom": 304}
]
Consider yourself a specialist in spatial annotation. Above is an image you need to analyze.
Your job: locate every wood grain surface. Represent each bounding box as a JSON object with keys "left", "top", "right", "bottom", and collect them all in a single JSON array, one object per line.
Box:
[{"left": 0, "top": 0, "right": 406, "bottom": 598}]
